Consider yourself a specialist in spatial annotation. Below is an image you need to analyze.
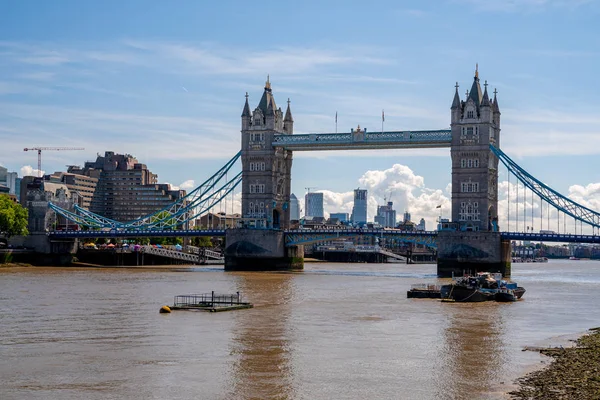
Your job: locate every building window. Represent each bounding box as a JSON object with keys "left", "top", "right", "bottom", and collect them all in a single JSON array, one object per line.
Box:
[
  {"left": 461, "top": 182, "right": 479, "bottom": 193},
  {"left": 459, "top": 201, "right": 480, "bottom": 221},
  {"left": 467, "top": 110, "right": 474, "bottom": 119},
  {"left": 249, "top": 184, "right": 265, "bottom": 194}
]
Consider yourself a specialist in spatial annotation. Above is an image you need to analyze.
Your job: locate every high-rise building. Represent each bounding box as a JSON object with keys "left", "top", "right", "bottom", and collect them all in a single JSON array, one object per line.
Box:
[
  {"left": 330, "top": 212, "right": 349, "bottom": 222},
  {"left": 403, "top": 211, "right": 411, "bottom": 223},
  {"left": 13, "top": 177, "right": 21, "bottom": 202},
  {"left": 351, "top": 188, "right": 367, "bottom": 224},
  {"left": 417, "top": 218, "right": 426, "bottom": 231},
  {"left": 305, "top": 192, "right": 324, "bottom": 218},
  {"left": 80, "top": 151, "right": 186, "bottom": 222},
  {"left": 375, "top": 201, "right": 396, "bottom": 228},
  {"left": 289, "top": 193, "right": 300, "bottom": 221},
  {"left": 0, "top": 166, "right": 7, "bottom": 187},
  {"left": 0, "top": 167, "right": 22, "bottom": 202},
  {"left": 48, "top": 171, "right": 98, "bottom": 210}
]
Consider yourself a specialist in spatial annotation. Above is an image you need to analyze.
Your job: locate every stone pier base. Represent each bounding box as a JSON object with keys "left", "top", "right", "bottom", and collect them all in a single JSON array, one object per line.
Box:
[
  {"left": 224, "top": 229, "right": 304, "bottom": 271},
  {"left": 436, "top": 231, "right": 511, "bottom": 278}
]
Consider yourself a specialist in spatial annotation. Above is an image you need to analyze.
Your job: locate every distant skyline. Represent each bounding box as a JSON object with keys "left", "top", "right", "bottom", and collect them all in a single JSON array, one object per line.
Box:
[{"left": 1, "top": 0, "right": 599, "bottom": 231}]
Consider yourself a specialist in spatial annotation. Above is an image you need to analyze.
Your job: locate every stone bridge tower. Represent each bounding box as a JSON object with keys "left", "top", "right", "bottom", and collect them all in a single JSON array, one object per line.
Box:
[
  {"left": 438, "top": 67, "right": 510, "bottom": 278},
  {"left": 224, "top": 78, "right": 302, "bottom": 271},
  {"left": 450, "top": 66, "right": 501, "bottom": 232},
  {"left": 240, "top": 77, "right": 294, "bottom": 230}
]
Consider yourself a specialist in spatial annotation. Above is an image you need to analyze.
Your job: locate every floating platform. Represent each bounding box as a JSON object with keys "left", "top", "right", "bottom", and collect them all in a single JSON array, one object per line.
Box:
[
  {"left": 407, "top": 284, "right": 442, "bottom": 299},
  {"left": 169, "top": 292, "right": 253, "bottom": 312}
]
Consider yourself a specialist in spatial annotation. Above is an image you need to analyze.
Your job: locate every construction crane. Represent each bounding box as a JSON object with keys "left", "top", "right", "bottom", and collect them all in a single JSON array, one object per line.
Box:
[
  {"left": 305, "top": 187, "right": 318, "bottom": 193},
  {"left": 23, "top": 147, "right": 85, "bottom": 177}
]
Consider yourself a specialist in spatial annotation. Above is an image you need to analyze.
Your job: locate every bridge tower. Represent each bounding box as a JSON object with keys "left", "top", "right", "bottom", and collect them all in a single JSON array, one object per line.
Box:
[
  {"left": 450, "top": 65, "right": 501, "bottom": 232},
  {"left": 224, "top": 78, "right": 303, "bottom": 270},
  {"left": 438, "top": 66, "right": 511, "bottom": 277},
  {"left": 240, "top": 77, "right": 293, "bottom": 229}
]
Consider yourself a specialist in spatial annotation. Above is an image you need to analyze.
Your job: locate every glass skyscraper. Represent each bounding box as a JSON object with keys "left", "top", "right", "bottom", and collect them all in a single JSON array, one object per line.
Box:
[
  {"left": 351, "top": 188, "right": 367, "bottom": 224},
  {"left": 305, "top": 192, "right": 324, "bottom": 218}
]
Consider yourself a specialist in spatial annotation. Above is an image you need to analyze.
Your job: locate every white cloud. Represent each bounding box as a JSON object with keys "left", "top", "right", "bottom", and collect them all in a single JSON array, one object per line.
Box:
[
  {"left": 179, "top": 180, "right": 196, "bottom": 190},
  {"left": 20, "top": 165, "right": 43, "bottom": 177},
  {"left": 567, "top": 183, "right": 600, "bottom": 212},
  {"left": 0, "top": 81, "right": 53, "bottom": 95},
  {"left": 163, "top": 180, "right": 195, "bottom": 191},
  {"left": 0, "top": 102, "right": 241, "bottom": 162},
  {"left": 312, "top": 164, "right": 451, "bottom": 229},
  {"left": 17, "top": 72, "right": 56, "bottom": 81}
]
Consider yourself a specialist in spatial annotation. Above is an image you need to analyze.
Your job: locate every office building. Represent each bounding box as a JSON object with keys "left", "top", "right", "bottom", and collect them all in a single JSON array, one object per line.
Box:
[
  {"left": 0, "top": 167, "right": 20, "bottom": 200},
  {"left": 330, "top": 212, "right": 349, "bottom": 222},
  {"left": 81, "top": 151, "right": 186, "bottom": 222},
  {"left": 417, "top": 218, "right": 426, "bottom": 231},
  {"left": 305, "top": 192, "right": 324, "bottom": 218},
  {"left": 0, "top": 166, "right": 6, "bottom": 187},
  {"left": 23, "top": 177, "right": 81, "bottom": 232},
  {"left": 351, "top": 188, "right": 367, "bottom": 224},
  {"left": 196, "top": 212, "right": 242, "bottom": 229},
  {"left": 48, "top": 171, "right": 98, "bottom": 209},
  {"left": 374, "top": 201, "right": 396, "bottom": 228},
  {"left": 403, "top": 211, "right": 411, "bottom": 223},
  {"left": 290, "top": 193, "right": 300, "bottom": 221}
]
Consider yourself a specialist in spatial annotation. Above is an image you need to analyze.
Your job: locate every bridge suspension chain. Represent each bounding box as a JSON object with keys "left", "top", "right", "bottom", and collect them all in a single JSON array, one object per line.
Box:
[
  {"left": 491, "top": 145, "right": 600, "bottom": 230},
  {"left": 48, "top": 151, "right": 242, "bottom": 230}
]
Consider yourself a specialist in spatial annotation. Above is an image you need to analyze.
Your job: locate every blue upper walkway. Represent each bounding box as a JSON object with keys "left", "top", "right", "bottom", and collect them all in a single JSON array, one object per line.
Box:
[
  {"left": 272, "top": 130, "right": 452, "bottom": 151},
  {"left": 47, "top": 228, "right": 600, "bottom": 245}
]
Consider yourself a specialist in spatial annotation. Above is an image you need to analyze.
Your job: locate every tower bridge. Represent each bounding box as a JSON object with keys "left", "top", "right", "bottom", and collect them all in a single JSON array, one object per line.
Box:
[{"left": 45, "top": 67, "right": 600, "bottom": 276}]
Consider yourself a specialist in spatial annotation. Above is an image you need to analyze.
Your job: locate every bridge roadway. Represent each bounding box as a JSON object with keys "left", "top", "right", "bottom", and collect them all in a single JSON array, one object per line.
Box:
[
  {"left": 272, "top": 130, "right": 452, "bottom": 151},
  {"left": 48, "top": 229, "right": 600, "bottom": 245}
]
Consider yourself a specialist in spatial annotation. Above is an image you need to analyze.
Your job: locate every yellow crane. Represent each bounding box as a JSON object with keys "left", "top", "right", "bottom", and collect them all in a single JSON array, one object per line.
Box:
[{"left": 23, "top": 147, "right": 85, "bottom": 177}]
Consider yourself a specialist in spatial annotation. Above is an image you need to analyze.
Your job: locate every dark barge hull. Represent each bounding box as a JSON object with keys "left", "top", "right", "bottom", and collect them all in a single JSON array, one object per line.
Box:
[
  {"left": 407, "top": 289, "right": 442, "bottom": 299},
  {"left": 442, "top": 285, "right": 496, "bottom": 302}
]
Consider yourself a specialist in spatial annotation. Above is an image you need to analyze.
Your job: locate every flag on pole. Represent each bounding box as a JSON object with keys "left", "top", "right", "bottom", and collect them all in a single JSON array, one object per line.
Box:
[
  {"left": 335, "top": 111, "right": 338, "bottom": 123},
  {"left": 436, "top": 205, "right": 442, "bottom": 209},
  {"left": 382, "top": 109, "right": 385, "bottom": 122}
]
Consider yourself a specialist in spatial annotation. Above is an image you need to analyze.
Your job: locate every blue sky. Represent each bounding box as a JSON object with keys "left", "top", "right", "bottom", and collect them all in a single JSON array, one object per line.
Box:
[{"left": 1, "top": 0, "right": 599, "bottom": 231}]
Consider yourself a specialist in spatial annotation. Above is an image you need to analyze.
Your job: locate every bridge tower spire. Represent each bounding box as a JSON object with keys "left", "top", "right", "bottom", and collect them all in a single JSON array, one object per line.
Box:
[
  {"left": 240, "top": 78, "right": 293, "bottom": 230},
  {"left": 450, "top": 67, "right": 501, "bottom": 232}
]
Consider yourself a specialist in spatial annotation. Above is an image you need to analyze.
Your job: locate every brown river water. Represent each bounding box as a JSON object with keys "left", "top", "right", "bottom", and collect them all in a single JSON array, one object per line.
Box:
[{"left": 1, "top": 260, "right": 599, "bottom": 400}]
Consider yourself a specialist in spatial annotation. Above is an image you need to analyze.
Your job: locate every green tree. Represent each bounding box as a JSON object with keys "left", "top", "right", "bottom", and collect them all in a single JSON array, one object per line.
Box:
[
  {"left": 192, "top": 236, "right": 213, "bottom": 247},
  {"left": 0, "top": 195, "right": 29, "bottom": 238}
]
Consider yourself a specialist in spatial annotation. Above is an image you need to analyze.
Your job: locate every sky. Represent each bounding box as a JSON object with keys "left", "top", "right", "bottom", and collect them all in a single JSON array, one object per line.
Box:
[{"left": 1, "top": 0, "right": 600, "bottom": 232}]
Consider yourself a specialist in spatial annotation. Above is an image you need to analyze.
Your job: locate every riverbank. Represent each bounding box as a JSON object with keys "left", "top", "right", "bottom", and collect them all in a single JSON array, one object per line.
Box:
[
  {"left": 0, "top": 262, "right": 33, "bottom": 268},
  {"left": 510, "top": 327, "right": 600, "bottom": 399}
]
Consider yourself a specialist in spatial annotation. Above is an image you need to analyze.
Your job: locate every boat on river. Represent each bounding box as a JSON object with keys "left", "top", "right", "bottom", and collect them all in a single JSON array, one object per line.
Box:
[{"left": 441, "top": 272, "right": 525, "bottom": 303}]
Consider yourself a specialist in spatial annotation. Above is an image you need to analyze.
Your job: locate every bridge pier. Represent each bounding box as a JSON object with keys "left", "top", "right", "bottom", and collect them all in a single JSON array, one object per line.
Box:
[
  {"left": 436, "top": 231, "right": 511, "bottom": 278},
  {"left": 224, "top": 229, "right": 303, "bottom": 271}
]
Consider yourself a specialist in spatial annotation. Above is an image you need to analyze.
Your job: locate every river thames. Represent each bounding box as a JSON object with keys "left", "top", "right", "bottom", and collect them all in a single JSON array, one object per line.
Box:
[{"left": 1, "top": 260, "right": 599, "bottom": 400}]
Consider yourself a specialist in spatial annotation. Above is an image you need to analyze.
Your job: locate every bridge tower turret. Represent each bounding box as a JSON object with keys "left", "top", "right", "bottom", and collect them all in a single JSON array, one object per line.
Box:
[
  {"left": 240, "top": 77, "right": 293, "bottom": 230},
  {"left": 450, "top": 66, "right": 501, "bottom": 232}
]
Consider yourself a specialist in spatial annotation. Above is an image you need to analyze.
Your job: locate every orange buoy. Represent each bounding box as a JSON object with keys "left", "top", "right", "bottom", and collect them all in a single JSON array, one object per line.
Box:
[{"left": 159, "top": 305, "right": 171, "bottom": 313}]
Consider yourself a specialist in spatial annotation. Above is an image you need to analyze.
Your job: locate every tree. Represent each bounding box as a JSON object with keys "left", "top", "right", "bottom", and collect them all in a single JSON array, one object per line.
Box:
[{"left": 0, "top": 195, "right": 28, "bottom": 238}]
